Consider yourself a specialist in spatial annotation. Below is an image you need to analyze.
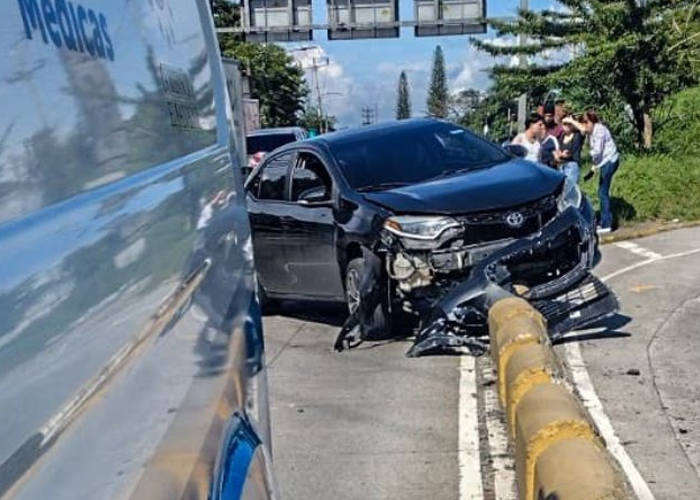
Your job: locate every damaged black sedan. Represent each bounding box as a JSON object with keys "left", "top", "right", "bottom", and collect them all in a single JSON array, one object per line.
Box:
[{"left": 245, "top": 119, "right": 616, "bottom": 355}]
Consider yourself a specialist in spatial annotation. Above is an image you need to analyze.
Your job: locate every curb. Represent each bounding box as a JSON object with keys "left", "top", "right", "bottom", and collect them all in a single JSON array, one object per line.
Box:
[
  {"left": 600, "top": 220, "right": 700, "bottom": 245},
  {"left": 488, "top": 297, "right": 630, "bottom": 500}
]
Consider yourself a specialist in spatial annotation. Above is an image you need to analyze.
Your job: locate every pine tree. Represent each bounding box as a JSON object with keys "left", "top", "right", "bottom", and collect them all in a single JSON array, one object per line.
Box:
[
  {"left": 427, "top": 46, "right": 449, "bottom": 119},
  {"left": 396, "top": 71, "right": 411, "bottom": 120}
]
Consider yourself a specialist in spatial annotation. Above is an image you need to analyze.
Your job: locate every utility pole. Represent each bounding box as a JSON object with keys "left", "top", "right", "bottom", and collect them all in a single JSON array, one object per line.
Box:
[
  {"left": 517, "top": 0, "right": 528, "bottom": 133},
  {"left": 288, "top": 46, "right": 330, "bottom": 133},
  {"left": 361, "top": 106, "right": 374, "bottom": 125},
  {"left": 309, "top": 56, "right": 330, "bottom": 133}
]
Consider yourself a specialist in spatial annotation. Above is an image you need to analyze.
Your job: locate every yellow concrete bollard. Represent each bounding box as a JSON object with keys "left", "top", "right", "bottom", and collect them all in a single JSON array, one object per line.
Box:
[
  {"left": 504, "top": 342, "right": 562, "bottom": 439},
  {"left": 533, "top": 438, "right": 628, "bottom": 500},
  {"left": 514, "top": 383, "right": 599, "bottom": 500},
  {"left": 490, "top": 313, "right": 549, "bottom": 404}
]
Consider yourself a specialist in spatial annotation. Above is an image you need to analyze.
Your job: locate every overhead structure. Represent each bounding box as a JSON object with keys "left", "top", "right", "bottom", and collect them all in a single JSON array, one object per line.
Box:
[
  {"left": 243, "top": 0, "right": 313, "bottom": 42},
  {"left": 224, "top": 0, "right": 488, "bottom": 40},
  {"left": 326, "top": 0, "right": 399, "bottom": 40},
  {"left": 414, "top": 0, "right": 486, "bottom": 37}
]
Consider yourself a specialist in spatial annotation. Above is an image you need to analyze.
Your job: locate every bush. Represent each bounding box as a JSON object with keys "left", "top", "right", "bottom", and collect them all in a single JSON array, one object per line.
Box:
[
  {"left": 576, "top": 86, "right": 700, "bottom": 227},
  {"left": 580, "top": 154, "right": 700, "bottom": 226},
  {"left": 654, "top": 86, "right": 700, "bottom": 157}
]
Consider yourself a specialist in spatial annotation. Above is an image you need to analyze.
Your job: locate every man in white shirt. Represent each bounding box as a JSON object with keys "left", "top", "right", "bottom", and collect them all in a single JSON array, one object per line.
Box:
[{"left": 512, "top": 113, "right": 546, "bottom": 163}]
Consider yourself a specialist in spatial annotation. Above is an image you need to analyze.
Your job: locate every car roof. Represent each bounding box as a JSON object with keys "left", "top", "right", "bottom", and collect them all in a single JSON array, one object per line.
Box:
[
  {"left": 247, "top": 127, "right": 305, "bottom": 137},
  {"left": 308, "top": 117, "right": 444, "bottom": 146},
  {"left": 255, "top": 118, "right": 449, "bottom": 158}
]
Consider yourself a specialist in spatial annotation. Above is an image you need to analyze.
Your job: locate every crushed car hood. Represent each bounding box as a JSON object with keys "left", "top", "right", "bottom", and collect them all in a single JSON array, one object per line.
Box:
[{"left": 362, "top": 159, "right": 563, "bottom": 215}]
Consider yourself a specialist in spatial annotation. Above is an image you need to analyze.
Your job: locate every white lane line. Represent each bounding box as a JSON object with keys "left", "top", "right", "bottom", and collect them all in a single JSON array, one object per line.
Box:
[
  {"left": 614, "top": 241, "right": 663, "bottom": 260},
  {"left": 480, "top": 360, "right": 517, "bottom": 500},
  {"left": 565, "top": 340, "right": 655, "bottom": 500},
  {"left": 564, "top": 245, "right": 700, "bottom": 499},
  {"left": 603, "top": 247, "right": 700, "bottom": 283},
  {"left": 459, "top": 356, "right": 484, "bottom": 500}
]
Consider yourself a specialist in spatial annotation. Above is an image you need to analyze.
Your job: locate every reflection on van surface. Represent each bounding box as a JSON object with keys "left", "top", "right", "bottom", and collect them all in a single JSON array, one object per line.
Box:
[{"left": 0, "top": 1, "right": 276, "bottom": 499}]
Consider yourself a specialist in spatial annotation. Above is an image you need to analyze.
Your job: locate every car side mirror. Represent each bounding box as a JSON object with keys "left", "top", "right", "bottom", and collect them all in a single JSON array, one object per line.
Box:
[
  {"left": 503, "top": 143, "right": 528, "bottom": 158},
  {"left": 298, "top": 186, "right": 332, "bottom": 207}
]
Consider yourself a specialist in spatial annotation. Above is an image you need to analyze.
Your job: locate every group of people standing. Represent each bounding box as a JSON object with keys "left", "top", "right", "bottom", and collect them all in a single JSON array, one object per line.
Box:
[{"left": 511, "top": 103, "right": 620, "bottom": 234}]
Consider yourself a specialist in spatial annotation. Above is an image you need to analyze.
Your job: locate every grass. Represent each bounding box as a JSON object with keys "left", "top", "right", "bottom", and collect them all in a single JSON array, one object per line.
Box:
[
  {"left": 580, "top": 154, "right": 700, "bottom": 227},
  {"left": 578, "top": 86, "right": 700, "bottom": 228}
]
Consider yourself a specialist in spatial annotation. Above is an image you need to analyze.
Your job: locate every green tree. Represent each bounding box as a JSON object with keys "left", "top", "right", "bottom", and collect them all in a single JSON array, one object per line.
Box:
[
  {"left": 211, "top": 1, "right": 308, "bottom": 127},
  {"left": 298, "top": 105, "right": 338, "bottom": 133},
  {"left": 472, "top": 0, "right": 700, "bottom": 149},
  {"left": 450, "top": 88, "right": 482, "bottom": 120},
  {"left": 210, "top": 0, "right": 242, "bottom": 46},
  {"left": 427, "top": 46, "right": 449, "bottom": 118},
  {"left": 396, "top": 71, "right": 411, "bottom": 120}
]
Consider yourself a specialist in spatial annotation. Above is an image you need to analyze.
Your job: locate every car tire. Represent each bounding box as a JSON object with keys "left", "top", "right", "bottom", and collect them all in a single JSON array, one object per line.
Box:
[
  {"left": 345, "top": 258, "right": 364, "bottom": 316},
  {"left": 345, "top": 257, "right": 399, "bottom": 339}
]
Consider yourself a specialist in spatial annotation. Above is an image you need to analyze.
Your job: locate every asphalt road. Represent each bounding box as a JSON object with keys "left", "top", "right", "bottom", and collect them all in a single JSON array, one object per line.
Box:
[{"left": 264, "top": 226, "right": 700, "bottom": 500}]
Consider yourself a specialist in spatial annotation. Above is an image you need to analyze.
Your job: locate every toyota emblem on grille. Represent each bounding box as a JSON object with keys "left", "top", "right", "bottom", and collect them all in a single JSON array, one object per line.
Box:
[{"left": 505, "top": 211, "right": 525, "bottom": 228}]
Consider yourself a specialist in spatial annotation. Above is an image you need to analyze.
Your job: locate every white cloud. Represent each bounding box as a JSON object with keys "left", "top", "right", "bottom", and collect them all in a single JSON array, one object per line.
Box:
[{"left": 288, "top": 45, "right": 357, "bottom": 124}]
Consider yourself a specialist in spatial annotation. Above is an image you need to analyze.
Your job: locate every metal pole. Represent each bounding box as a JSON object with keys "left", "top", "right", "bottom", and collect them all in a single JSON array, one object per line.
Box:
[
  {"left": 517, "top": 0, "right": 528, "bottom": 133},
  {"left": 311, "top": 57, "right": 326, "bottom": 133}
]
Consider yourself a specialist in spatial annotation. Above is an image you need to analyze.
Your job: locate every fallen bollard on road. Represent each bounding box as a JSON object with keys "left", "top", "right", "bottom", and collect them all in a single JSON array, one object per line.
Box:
[{"left": 488, "top": 296, "right": 631, "bottom": 500}]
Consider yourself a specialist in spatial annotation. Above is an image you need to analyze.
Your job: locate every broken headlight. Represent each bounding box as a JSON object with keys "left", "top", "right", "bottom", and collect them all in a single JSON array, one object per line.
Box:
[
  {"left": 384, "top": 216, "right": 462, "bottom": 241},
  {"left": 557, "top": 185, "right": 583, "bottom": 212}
]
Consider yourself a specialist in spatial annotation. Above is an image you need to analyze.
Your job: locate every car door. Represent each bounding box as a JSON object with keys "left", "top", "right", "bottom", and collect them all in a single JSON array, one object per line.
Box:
[
  {"left": 283, "top": 151, "right": 345, "bottom": 299},
  {"left": 246, "top": 152, "right": 297, "bottom": 294}
]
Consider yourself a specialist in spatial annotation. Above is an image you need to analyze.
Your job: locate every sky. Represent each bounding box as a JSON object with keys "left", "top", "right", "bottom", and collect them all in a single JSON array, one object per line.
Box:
[{"left": 266, "top": 0, "right": 557, "bottom": 127}]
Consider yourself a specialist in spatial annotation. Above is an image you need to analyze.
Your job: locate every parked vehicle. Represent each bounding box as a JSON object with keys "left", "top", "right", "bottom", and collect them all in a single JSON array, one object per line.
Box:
[
  {"left": 0, "top": 1, "right": 275, "bottom": 499},
  {"left": 245, "top": 127, "right": 308, "bottom": 175},
  {"left": 245, "top": 119, "right": 615, "bottom": 354}
]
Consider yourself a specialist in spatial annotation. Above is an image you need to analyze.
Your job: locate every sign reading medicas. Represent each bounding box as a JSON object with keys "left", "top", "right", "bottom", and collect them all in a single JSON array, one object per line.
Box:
[{"left": 16, "top": 0, "right": 115, "bottom": 61}]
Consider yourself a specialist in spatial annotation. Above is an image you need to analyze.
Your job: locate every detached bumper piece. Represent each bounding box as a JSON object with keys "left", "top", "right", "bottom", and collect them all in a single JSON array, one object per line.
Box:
[{"left": 407, "top": 208, "right": 618, "bottom": 357}]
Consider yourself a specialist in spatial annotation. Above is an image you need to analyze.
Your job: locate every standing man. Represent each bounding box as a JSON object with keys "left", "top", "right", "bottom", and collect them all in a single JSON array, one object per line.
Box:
[
  {"left": 565, "top": 111, "right": 620, "bottom": 234},
  {"left": 543, "top": 101, "right": 563, "bottom": 139},
  {"left": 512, "top": 113, "right": 546, "bottom": 164}
]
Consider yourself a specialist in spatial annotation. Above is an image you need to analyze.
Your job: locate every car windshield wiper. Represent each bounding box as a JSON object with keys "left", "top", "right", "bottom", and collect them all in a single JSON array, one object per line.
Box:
[{"left": 357, "top": 182, "right": 411, "bottom": 192}]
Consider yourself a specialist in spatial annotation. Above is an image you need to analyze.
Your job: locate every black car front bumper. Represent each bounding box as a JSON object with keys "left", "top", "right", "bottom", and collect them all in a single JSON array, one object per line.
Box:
[{"left": 404, "top": 207, "right": 617, "bottom": 357}]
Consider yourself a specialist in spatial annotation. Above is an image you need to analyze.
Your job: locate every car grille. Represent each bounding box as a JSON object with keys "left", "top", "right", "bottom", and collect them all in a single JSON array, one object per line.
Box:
[{"left": 452, "top": 194, "right": 558, "bottom": 246}]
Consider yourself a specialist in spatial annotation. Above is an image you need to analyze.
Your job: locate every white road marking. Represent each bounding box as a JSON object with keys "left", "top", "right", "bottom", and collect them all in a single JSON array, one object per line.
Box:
[
  {"left": 480, "top": 360, "right": 517, "bottom": 500},
  {"left": 564, "top": 244, "right": 700, "bottom": 499},
  {"left": 603, "top": 247, "right": 700, "bottom": 283},
  {"left": 459, "top": 356, "right": 484, "bottom": 500},
  {"left": 614, "top": 241, "right": 662, "bottom": 260},
  {"left": 565, "top": 340, "right": 655, "bottom": 500}
]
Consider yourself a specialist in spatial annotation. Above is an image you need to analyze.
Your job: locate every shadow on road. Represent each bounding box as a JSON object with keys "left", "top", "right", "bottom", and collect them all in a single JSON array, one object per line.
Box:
[
  {"left": 266, "top": 301, "right": 348, "bottom": 327},
  {"left": 554, "top": 313, "right": 633, "bottom": 344}
]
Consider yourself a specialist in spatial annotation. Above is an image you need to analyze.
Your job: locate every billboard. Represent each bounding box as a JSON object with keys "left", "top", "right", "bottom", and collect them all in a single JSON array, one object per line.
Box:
[
  {"left": 327, "top": 0, "right": 400, "bottom": 40},
  {"left": 414, "top": 0, "right": 486, "bottom": 37},
  {"left": 244, "top": 0, "right": 313, "bottom": 42}
]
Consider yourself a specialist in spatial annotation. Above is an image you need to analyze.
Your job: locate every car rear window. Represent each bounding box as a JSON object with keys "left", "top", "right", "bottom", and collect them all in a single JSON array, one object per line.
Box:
[
  {"left": 246, "top": 133, "right": 297, "bottom": 154},
  {"left": 329, "top": 122, "right": 510, "bottom": 191}
]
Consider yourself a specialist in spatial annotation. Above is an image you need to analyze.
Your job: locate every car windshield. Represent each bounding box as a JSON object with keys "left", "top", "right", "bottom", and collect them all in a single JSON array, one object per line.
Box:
[
  {"left": 246, "top": 133, "right": 297, "bottom": 154},
  {"left": 330, "top": 122, "right": 511, "bottom": 191}
]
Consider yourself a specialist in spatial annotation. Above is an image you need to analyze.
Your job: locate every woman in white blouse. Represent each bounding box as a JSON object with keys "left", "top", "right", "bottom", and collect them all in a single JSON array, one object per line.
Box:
[{"left": 564, "top": 111, "right": 620, "bottom": 234}]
